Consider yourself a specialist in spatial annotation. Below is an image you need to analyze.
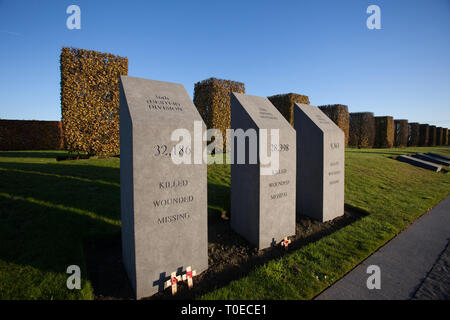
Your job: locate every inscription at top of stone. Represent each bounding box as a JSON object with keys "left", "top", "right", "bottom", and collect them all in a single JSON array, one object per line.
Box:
[
  {"left": 315, "top": 113, "right": 333, "bottom": 126},
  {"left": 146, "top": 94, "right": 183, "bottom": 112},
  {"left": 258, "top": 107, "right": 278, "bottom": 120}
]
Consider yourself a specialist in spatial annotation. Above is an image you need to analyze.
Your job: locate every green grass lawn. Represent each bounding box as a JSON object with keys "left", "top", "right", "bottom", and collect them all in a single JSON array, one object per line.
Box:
[{"left": 0, "top": 147, "right": 449, "bottom": 299}]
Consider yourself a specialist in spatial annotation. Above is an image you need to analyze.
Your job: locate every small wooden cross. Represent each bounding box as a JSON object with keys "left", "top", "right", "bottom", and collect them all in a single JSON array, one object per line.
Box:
[
  {"left": 280, "top": 237, "right": 291, "bottom": 251},
  {"left": 165, "top": 272, "right": 182, "bottom": 295},
  {"left": 182, "top": 266, "right": 197, "bottom": 289}
]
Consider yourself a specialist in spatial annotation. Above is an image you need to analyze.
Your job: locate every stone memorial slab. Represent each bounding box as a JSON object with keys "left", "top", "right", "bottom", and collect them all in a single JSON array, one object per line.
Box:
[
  {"left": 230, "top": 93, "right": 296, "bottom": 250},
  {"left": 120, "top": 76, "right": 208, "bottom": 299},
  {"left": 397, "top": 155, "right": 442, "bottom": 172},
  {"left": 413, "top": 153, "right": 450, "bottom": 166},
  {"left": 294, "top": 103, "right": 345, "bottom": 222},
  {"left": 427, "top": 152, "right": 450, "bottom": 161}
]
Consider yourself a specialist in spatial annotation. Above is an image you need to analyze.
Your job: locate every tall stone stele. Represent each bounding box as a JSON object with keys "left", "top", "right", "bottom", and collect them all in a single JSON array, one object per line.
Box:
[
  {"left": 294, "top": 104, "right": 345, "bottom": 222},
  {"left": 119, "top": 76, "right": 208, "bottom": 299},
  {"left": 230, "top": 93, "right": 296, "bottom": 250}
]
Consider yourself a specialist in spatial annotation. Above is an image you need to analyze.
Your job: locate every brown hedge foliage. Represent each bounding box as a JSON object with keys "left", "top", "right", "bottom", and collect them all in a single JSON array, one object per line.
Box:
[
  {"left": 0, "top": 120, "right": 63, "bottom": 151},
  {"left": 60, "top": 47, "right": 128, "bottom": 155},
  {"left": 408, "top": 122, "right": 420, "bottom": 147},
  {"left": 318, "top": 104, "right": 350, "bottom": 146},
  {"left": 419, "top": 124, "right": 429, "bottom": 146},
  {"left": 349, "top": 112, "right": 375, "bottom": 148},
  {"left": 394, "top": 119, "right": 408, "bottom": 147},
  {"left": 267, "top": 93, "right": 310, "bottom": 127},
  {"left": 428, "top": 125, "right": 437, "bottom": 146},
  {"left": 374, "top": 116, "right": 394, "bottom": 148},
  {"left": 436, "top": 127, "right": 444, "bottom": 146},
  {"left": 193, "top": 77, "right": 245, "bottom": 151},
  {"left": 444, "top": 128, "right": 449, "bottom": 145}
]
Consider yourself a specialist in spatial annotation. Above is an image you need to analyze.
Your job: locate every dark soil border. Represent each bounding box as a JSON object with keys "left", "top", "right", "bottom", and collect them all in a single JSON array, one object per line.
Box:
[{"left": 84, "top": 204, "right": 369, "bottom": 300}]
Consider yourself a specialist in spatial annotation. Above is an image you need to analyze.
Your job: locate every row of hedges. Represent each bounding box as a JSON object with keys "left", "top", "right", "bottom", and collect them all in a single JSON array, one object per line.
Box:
[
  {"left": 3, "top": 46, "right": 448, "bottom": 153},
  {"left": 0, "top": 120, "right": 63, "bottom": 151},
  {"left": 347, "top": 116, "right": 448, "bottom": 149}
]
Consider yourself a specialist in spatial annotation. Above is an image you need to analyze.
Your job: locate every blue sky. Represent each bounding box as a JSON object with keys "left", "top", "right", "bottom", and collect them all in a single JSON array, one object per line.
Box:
[{"left": 0, "top": 0, "right": 449, "bottom": 128}]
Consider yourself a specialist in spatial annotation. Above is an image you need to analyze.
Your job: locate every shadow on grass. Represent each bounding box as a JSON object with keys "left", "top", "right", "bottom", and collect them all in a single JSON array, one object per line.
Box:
[
  {"left": 347, "top": 150, "right": 409, "bottom": 156},
  {"left": 0, "top": 192, "right": 119, "bottom": 281},
  {"left": 0, "top": 157, "right": 122, "bottom": 291},
  {"left": 0, "top": 162, "right": 120, "bottom": 222},
  {"left": 0, "top": 161, "right": 119, "bottom": 184},
  {"left": 0, "top": 151, "right": 67, "bottom": 158}
]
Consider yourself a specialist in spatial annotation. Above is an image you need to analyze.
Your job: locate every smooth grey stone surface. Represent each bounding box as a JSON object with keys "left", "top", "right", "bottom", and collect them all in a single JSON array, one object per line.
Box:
[
  {"left": 427, "top": 152, "right": 450, "bottom": 161},
  {"left": 413, "top": 153, "right": 450, "bottom": 166},
  {"left": 397, "top": 155, "right": 442, "bottom": 172},
  {"left": 120, "top": 76, "right": 208, "bottom": 299},
  {"left": 317, "top": 196, "right": 450, "bottom": 300},
  {"left": 230, "top": 92, "right": 296, "bottom": 250},
  {"left": 294, "top": 103, "right": 345, "bottom": 222}
]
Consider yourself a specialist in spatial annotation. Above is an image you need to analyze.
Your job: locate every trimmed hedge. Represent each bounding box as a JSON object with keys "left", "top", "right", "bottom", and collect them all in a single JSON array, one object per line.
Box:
[
  {"left": 349, "top": 112, "right": 375, "bottom": 148},
  {"left": 394, "top": 119, "right": 408, "bottom": 147},
  {"left": 193, "top": 77, "right": 245, "bottom": 151},
  {"left": 0, "top": 120, "right": 64, "bottom": 151},
  {"left": 444, "top": 128, "right": 449, "bottom": 145},
  {"left": 60, "top": 47, "right": 128, "bottom": 155},
  {"left": 374, "top": 116, "right": 394, "bottom": 148},
  {"left": 318, "top": 104, "right": 350, "bottom": 146},
  {"left": 407, "top": 122, "right": 420, "bottom": 147},
  {"left": 428, "top": 125, "right": 437, "bottom": 146},
  {"left": 436, "top": 127, "right": 444, "bottom": 146},
  {"left": 267, "top": 93, "right": 310, "bottom": 127},
  {"left": 419, "top": 124, "right": 429, "bottom": 146}
]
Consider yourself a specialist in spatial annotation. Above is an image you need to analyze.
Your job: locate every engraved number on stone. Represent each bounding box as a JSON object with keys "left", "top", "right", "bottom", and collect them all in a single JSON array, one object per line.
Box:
[
  {"left": 153, "top": 144, "right": 191, "bottom": 157},
  {"left": 271, "top": 144, "right": 289, "bottom": 152},
  {"left": 154, "top": 144, "right": 169, "bottom": 156}
]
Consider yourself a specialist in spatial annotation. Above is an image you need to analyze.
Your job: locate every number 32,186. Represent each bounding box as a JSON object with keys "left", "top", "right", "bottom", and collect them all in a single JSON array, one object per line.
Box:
[{"left": 153, "top": 144, "right": 191, "bottom": 157}]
